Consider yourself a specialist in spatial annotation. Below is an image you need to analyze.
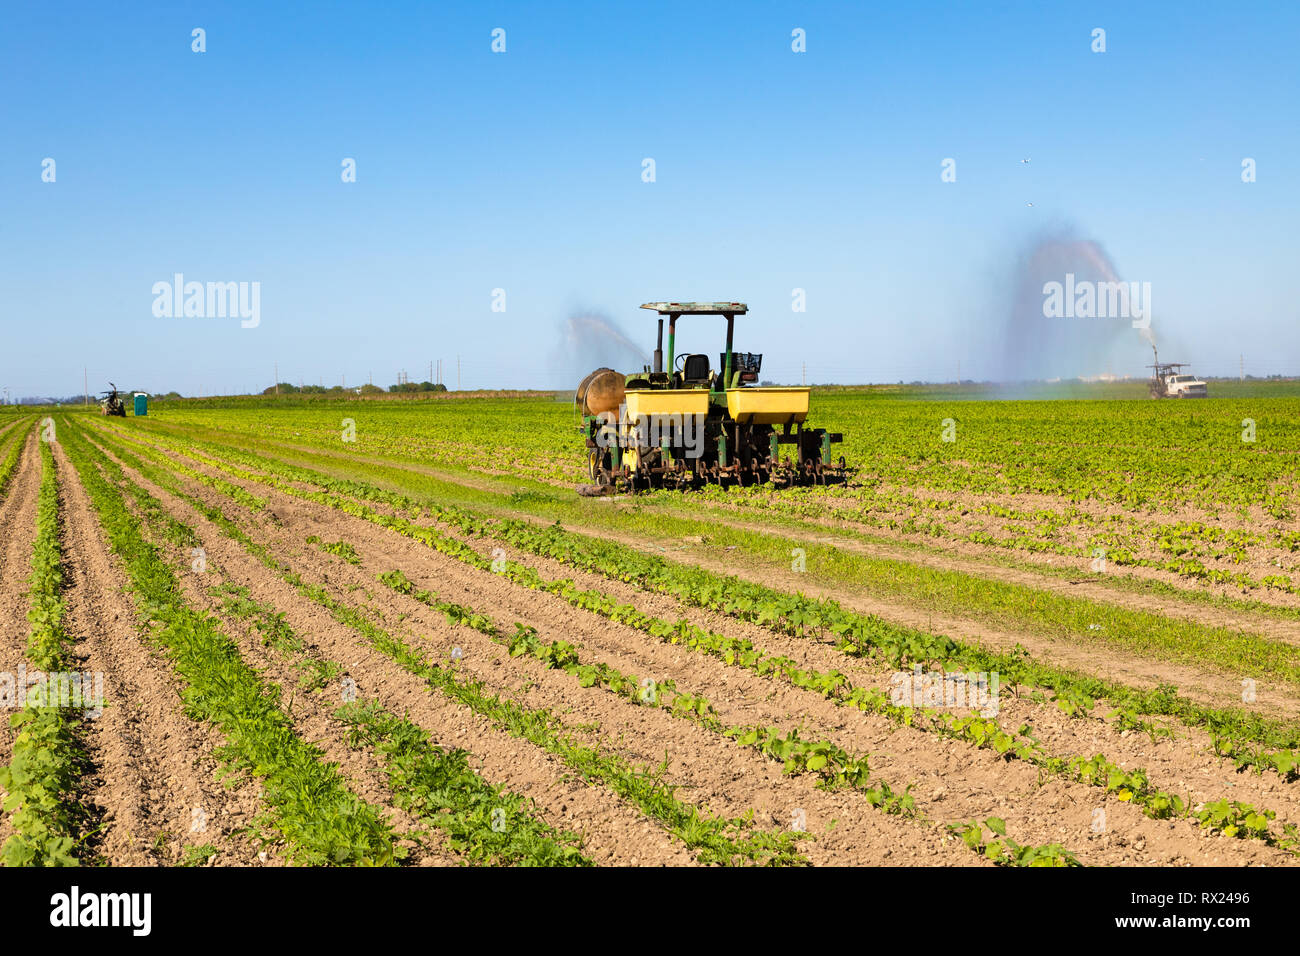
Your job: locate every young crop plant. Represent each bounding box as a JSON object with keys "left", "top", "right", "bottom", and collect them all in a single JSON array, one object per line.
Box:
[
  {"left": 947, "top": 818, "right": 1081, "bottom": 868},
  {"left": 307, "top": 535, "right": 362, "bottom": 565},
  {"left": 376, "top": 568, "right": 926, "bottom": 823},
  {"left": 81, "top": 418, "right": 1300, "bottom": 855},
  {"left": 1195, "top": 800, "right": 1275, "bottom": 841},
  {"left": 59, "top": 421, "right": 401, "bottom": 866},
  {"left": 1213, "top": 739, "right": 1300, "bottom": 783},
  {"left": 108, "top": 419, "right": 1291, "bottom": 843},
  {"left": 337, "top": 700, "right": 591, "bottom": 866},
  {"left": 79, "top": 430, "right": 807, "bottom": 867},
  {"left": 180, "top": 844, "right": 220, "bottom": 867},
  {"left": 0, "top": 439, "right": 93, "bottom": 867}
]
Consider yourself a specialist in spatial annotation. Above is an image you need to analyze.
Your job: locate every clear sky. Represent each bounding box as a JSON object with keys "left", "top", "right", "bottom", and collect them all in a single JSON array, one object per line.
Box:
[{"left": 2, "top": 0, "right": 1296, "bottom": 397}]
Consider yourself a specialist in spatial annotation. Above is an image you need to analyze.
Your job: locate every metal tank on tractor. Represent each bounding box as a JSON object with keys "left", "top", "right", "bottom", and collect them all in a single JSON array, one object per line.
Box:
[{"left": 575, "top": 302, "right": 846, "bottom": 494}]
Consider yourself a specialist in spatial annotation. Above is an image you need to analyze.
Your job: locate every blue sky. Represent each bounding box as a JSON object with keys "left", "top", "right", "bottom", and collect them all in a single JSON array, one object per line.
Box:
[{"left": 1, "top": 0, "right": 1296, "bottom": 396}]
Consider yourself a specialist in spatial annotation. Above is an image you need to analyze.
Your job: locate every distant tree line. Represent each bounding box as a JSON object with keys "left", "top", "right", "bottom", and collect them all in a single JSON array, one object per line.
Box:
[
  {"left": 7, "top": 389, "right": 182, "bottom": 406},
  {"left": 260, "top": 381, "right": 448, "bottom": 396}
]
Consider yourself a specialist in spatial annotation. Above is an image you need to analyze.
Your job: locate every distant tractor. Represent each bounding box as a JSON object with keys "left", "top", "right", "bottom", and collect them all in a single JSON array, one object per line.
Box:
[
  {"left": 575, "top": 301, "right": 847, "bottom": 494},
  {"left": 99, "top": 383, "right": 127, "bottom": 417},
  {"left": 1147, "top": 349, "right": 1207, "bottom": 398}
]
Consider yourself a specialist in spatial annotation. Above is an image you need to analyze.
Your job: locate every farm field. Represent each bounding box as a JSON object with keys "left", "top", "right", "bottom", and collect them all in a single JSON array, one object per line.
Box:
[{"left": 1, "top": 387, "right": 1299, "bottom": 867}]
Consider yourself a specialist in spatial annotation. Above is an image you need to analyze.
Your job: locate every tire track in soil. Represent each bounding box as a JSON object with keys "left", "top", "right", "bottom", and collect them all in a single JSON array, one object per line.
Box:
[
  {"left": 85, "top": 433, "right": 695, "bottom": 866},
  {"left": 655, "top": 497, "right": 1300, "bottom": 641},
  {"left": 497, "top": 511, "right": 1300, "bottom": 721},
  {"left": 108, "top": 418, "right": 1300, "bottom": 621},
  {"left": 107, "top": 427, "right": 1300, "bottom": 809},
  {"left": 417, "top": 511, "right": 1300, "bottom": 838},
  {"left": 115, "top": 424, "right": 1300, "bottom": 720},
  {"left": 170, "top": 573, "right": 451, "bottom": 867},
  {"left": 235, "top": 474, "right": 1296, "bottom": 867},
  {"left": 0, "top": 431, "right": 41, "bottom": 848},
  {"left": 49, "top": 438, "right": 267, "bottom": 866},
  {"left": 93, "top": 435, "right": 1006, "bottom": 865},
  {"left": 98, "top": 425, "right": 1300, "bottom": 864},
  {"left": 159, "top": 546, "right": 451, "bottom": 867}
]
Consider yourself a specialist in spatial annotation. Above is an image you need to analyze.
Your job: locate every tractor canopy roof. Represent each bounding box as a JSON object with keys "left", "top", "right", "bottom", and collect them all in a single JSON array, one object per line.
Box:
[{"left": 640, "top": 301, "right": 747, "bottom": 315}]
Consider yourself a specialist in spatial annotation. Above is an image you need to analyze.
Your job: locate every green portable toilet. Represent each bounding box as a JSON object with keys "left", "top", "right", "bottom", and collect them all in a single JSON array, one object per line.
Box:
[{"left": 133, "top": 393, "right": 148, "bottom": 417}]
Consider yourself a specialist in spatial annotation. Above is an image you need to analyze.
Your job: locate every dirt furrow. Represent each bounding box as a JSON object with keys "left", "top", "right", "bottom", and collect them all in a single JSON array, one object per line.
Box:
[
  {"left": 659, "top": 497, "right": 1300, "bottom": 640},
  {"left": 117, "top": 423, "right": 1299, "bottom": 720},
  {"left": 0, "top": 431, "right": 42, "bottom": 848},
  {"left": 108, "top": 426, "right": 1300, "bottom": 791},
  {"left": 90, "top": 427, "right": 1199, "bottom": 865},
  {"left": 94, "top": 423, "right": 1300, "bottom": 864},
  {"left": 238, "top": 473, "right": 1296, "bottom": 865},
  {"left": 49, "top": 438, "right": 266, "bottom": 866},
  {"left": 85, "top": 433, "right": 698, "bottom": 866}
]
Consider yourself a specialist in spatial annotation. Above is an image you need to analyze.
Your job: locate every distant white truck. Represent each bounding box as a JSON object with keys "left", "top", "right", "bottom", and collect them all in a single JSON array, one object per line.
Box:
[
  {"left": 1148, "top": 350, "right": 1208, "bottom": 398},
  {"left": 1162, "top": 373, "right": 1208, "bottom": 398}
]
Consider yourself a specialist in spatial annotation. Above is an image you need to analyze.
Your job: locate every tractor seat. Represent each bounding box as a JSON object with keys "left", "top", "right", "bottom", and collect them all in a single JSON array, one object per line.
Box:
[
  {"left": 681, "top": 353, "right": 711, "bottom": 385},
  {"left": 717, "top": 352, "right": 762, "bottom": 386}
]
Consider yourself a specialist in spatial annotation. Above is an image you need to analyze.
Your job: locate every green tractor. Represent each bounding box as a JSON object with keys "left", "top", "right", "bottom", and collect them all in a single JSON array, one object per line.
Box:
[
  {"left": 99, "top": 383, "right": 127, "bottom": 417},
  {"left": 576, "top": 302, "right": 845, "bottom": 494}
]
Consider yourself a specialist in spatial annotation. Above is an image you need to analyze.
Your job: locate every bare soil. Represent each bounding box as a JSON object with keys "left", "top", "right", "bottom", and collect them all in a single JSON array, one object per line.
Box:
[{"left": 97, "top": 422, "right": 1300, "bottom": 866}]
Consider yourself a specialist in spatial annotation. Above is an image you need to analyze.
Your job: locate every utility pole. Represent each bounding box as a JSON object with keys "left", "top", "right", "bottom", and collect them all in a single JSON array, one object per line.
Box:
[
  {"left": 1240, "top": 354, "right": 1244, "bottom": 382},
  {"left": 430, "top": 361, "right": 434, "bottom": 385},
  {"left": 457, "top": 356, "right": 461, "bottom": 391},
  {"left": 802, "top": 362, "right": 806, "bottom": 386}
]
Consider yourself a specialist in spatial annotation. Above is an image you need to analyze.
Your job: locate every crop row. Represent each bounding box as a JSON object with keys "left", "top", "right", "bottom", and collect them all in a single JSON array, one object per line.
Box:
[
  {"left": 0, "top": 434, "right": 92, "bottom": 866},
  {"left": 372, "top": 566, "right": 1082, "bottom": 865},
  {"left": 0, "top": 420, "right": 28, "bottom": 500},
  {"left": 84, "top": 420, "right": 1298, "bottom": 853},
  {"left": 139, "top": 393, "right": 1300, "bottom": 518},
  {"left": 100, "top": 416, "right": 1300, "bottom": 695},
  {"left": 58, "top": 420, "right": 402, "bottom": 865},
  {"left": 76, "top": 420, "right": 806, "bottom": 865},
  {"left": 99, "top": 417, "right": 1300, "bottom": 777},
  {"left": 74, "top": 422, "right": 598, "bottom": 866}
]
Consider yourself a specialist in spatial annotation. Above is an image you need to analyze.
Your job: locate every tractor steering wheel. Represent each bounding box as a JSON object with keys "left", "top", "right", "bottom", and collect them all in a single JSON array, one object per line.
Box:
[{"left": 674, "top": 353, "right": 688, "bottom": 373}]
